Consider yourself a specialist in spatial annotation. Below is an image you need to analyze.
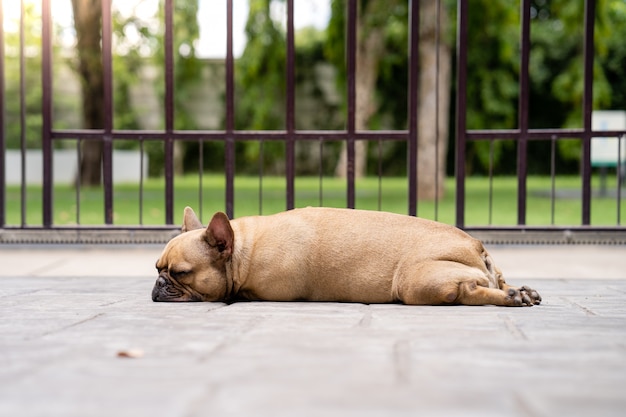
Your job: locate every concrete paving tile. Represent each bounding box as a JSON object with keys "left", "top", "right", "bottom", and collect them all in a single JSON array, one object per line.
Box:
[
  {"left": 1, "top": 244, "right": 625, "bottom": 280},
  {"left": 0, "top": 246, "right": 161, "bottom": 278},
  {"left": 486, "top": 245, "right": 626, "bottom": 280},
  {"left": 1, "top": 265, "right": 626, "bottom": 416}
]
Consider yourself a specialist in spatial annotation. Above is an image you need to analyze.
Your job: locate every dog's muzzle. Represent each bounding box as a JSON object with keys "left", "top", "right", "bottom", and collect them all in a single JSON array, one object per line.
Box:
[
  {"left": 152, "top": 276, "right": 166, "bottom": 302},
  {"left": 151, "top": 275, "right": 184, "bottom": 302},
  {"left": 152, "top": 275, "right": 201, "bottom": 302}
]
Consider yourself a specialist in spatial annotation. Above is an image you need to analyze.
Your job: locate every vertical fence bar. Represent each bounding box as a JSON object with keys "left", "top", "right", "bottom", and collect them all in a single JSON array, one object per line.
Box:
[
  {"left": 377, "top": 140, "right": 382, "bottom": 211},
  {"left": 225, "top": 0, "right": 235, "bottom": 219},
  {"left": 617, "top": 134, "right": 623, "bottom": 225},
  {"left": 581, "top": 0, "right": 595, "bottom": 225},
  {"left": 102, "top": 0, "right": 114, "bottom": 224},
  {"left": 488, "top": 140, "right": 494, "bottom": 225},
  {"left": 454, "top": 0, "right": 468, "bottom": 228},
  {"left": 346, "top": 0, "right": 357, "bottom": 209},
  {"left": 20, "top": 0, "right": 26, "bottom": 226},
  {"left": 318, "top": 139, "right": 324, "bottom": 206},
  {"left": 285, "top": 0, "right": 295, "bottom": 210},
  {"left": 0, "top": 0, "right": 5, "bottom": 227},
  {"left": 434, "top": 0, "right": 441, "bottom": 221},
  {"left": 198, "top": 140, "right": 203, "bottom": 222},
  {"left": 101, "top": 143, "right": 113, "bottom": 221},
  {"left": 517, "top": 0, "right": 531, "bottom": 226},
  {"left": 42, "top": 0, "right": 53, "bottom": 227},
  {"left": 76, "top": 140, "right": 81, "bottom": 224},
  {"left": 259, "top": 140, "right": 264, "bottom": 214},
  {"left": 164, "top": 0, "right": 175, "bottom": 224},
  {"left": 139, "top": 139, "right": 145, "bottom": 225},
  {"left": 407, "top": 0, "right": 419, "bottom": 216},
  {"left": 550, "top": 135, "right": 557, "bottom": 225}
]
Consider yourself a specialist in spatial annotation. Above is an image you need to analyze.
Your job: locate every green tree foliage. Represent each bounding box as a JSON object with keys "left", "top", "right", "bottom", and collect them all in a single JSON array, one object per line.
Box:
[
  {"left": 459, "top": 0, "right": 519, "bottom": 174},
  {"left": 324, "top": 0, "right": 407, "bottom": 177},
  {"left": 602, "top": 0, "right": 626, "bottom": 111},
  {"left": 235, "top": 0, "right": 286, "bottom": 130},
  {"left": 232, "top": 0, "right": 286, "bottom": 174},
  {"left": 326, "top": 0, "right": 453, "bottom": 185},
  {"left": 2, "top": 1, "right": 203, "bottom": 178},
  {"left": 232, "top": 0, "right": 344, "bottom": 174},
  {"left": 325, "top": 0, "right": 412, "bottom": 130},
  {"left": 110, "top": 11, "right": 147, "bottom": 132},
  {"left": 462, "top": 0, "right": 624, "bottom": 175},
  {"left": 464, "top": 0, "right": 519, "bottom": 131},
  {"left": 150, "top": 0, "right": 202, "bottom": 175},
  {"left": 236, "top": 0, "right": 626, "bottom": 177},
  {"left": 154, "top": 0, "right": 202, "bottom": 131},
  {"left": 526, "top": 0, "right": 612, "bottom": 167},
  {"left": 5, "top": 0, "right": 625, "bottom": 180}
]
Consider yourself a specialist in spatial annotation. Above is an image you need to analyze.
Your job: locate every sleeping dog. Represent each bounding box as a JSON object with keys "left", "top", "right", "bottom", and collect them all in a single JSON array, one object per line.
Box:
[{"left": 152, "top": 207, "right": 541, "bottom": 307}]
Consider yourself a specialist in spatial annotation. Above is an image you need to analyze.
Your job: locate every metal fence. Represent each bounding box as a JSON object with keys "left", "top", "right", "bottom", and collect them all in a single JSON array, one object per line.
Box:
[
  {"left": 1, "top": 0, "right": 625, "bottom": 244},
  {"left": 456, "top": 0, "right": 625, "bottom": 243}
]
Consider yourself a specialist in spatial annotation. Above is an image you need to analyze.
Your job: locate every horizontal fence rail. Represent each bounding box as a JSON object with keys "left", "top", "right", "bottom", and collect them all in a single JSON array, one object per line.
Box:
[{"left": 1, "top": 0, "right": 625, "bottom": 244}]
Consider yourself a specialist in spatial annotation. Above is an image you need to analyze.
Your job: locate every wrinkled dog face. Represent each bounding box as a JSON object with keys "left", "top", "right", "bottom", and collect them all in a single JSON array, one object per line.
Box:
[{"left": 152, "top": 208, "right": 234, "bottom": 302}]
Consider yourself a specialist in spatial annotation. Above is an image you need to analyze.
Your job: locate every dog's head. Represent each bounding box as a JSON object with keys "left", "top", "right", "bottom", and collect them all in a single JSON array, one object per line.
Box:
[{"left": 152, "top": 207, "right": 234, "bottom": 302}]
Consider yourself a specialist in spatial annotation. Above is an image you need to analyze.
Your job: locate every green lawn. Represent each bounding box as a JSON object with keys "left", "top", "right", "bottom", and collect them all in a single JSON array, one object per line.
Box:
[{"left": 4, "top": 175, "right": 625, "bottom": 227}]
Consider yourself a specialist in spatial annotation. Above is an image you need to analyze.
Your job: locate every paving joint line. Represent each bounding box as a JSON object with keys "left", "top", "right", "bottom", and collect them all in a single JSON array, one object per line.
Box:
[
  {"left": 513, "top": 392, "right": 540, "bottom": 417},
  {"left": 25, "top": 259, "right": 69, "bottom": 277},
  {"left": 561, "top": 297, "right": 598, "bottom": 316},
  {"left": 500, "top": 314, "right": 528, "bottom": 340},
  {"left": 393, "top": 339, "right": 411, "bottom": 385},
  {"left": 28, "top": 312, "right": 106, "bottom": 340},
  {"left": 197, "top": 314, "right": 264, "bottom": 363},
  {"left": 357, "top": 305, "right": 372, "bottom": 328}
]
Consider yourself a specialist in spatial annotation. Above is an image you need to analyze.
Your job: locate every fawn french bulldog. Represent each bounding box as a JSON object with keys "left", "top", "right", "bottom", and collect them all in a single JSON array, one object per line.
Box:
[{"left": 152, "top": 207, "right": 541, "bottom": 306}]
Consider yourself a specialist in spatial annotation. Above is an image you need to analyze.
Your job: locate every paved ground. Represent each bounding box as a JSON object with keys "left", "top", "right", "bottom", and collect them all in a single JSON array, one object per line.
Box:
[{"left": 1, "top": 244, "right": 625, "bottom": 417}]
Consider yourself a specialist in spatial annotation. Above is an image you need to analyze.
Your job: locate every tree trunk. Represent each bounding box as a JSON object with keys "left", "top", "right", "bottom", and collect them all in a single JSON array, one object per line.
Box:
[
  {"left": 417, "top": 0, "right": 450, "bottom": 200},
  {"left": 71, "top": 0, "right": 104, "bottom": 186},
  {"left": 334, "top": 1, "right": 451, "bottom": 200},
  {"left": 335, "top": 1, "right": 386, "bottom": 178}
]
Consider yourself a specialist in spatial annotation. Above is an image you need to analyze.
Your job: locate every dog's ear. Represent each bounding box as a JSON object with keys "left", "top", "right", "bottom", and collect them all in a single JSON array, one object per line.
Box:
[
  {"left": 182, "top": 206, "right": 204, "bottom": 233},
  {"left": 205, "top": 212, "right": 234, "bottom": 258}
]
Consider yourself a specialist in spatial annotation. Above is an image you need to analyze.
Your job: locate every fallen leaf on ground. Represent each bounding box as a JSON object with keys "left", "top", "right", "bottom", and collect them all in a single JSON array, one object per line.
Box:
[{"left": 117, "top": 349, "right": 144, "bottom": 358}]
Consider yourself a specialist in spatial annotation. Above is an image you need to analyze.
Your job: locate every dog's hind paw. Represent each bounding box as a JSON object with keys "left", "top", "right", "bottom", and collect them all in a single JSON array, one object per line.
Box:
[{"left": 506, "top": 285, "right": 542, "bottom": 306}]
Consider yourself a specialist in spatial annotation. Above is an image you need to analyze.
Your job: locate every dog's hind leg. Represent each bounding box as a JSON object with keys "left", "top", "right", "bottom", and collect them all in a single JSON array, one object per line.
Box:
[
  {"left": 481, "top": 249, "right": 542, "bottom": 306},
  {"left": 394, "top": 260, "right": 539, "bottom": 307},
  {"left": 454, "top": 280, "right": 541, "bottom": 306}
]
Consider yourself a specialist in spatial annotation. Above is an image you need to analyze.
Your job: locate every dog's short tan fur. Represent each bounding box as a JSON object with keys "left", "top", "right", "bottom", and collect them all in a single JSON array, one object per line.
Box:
[{"left": 152, "top": 207, "right": 541, "bottom": 306}]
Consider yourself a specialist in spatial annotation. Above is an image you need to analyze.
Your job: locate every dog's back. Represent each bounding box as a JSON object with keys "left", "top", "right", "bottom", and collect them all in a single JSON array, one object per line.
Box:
[{"left": 228, "top": 207, "right": 490, "bottom": 303}]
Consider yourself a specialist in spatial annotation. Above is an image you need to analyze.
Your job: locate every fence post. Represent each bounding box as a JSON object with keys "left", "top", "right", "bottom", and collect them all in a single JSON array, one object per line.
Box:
[
  {"left": 581, "top": 0, "right": 596, "bottom": 225},
  {"left": 407, "top": 0, "right": 419, "bottom": 216},
  {"left": 516, "top": 0, "right": 531, "bottom": 226},
  {"left": 225, "top": 0, "right": 235, "bottom": 219},
  {"left": 42, "top": 0, "right": 53, "bottom": 228},
  {"left": 0, "top": 1, "right": 4, "bottom": 227},
  {"left": 285, "top": 0, "right": 295, "bottom": 211},
  {"left": 103, "top": 0, "right": 114, "bottom": 225},
  {"left": 454, "top": 0, "right": 468, "bottom": 228},
  {"left": 164, "top": 0, "right": 175, "bottom": 225},
  {"left": 346, "top": 0, "right": 357, "bottom": 209}
]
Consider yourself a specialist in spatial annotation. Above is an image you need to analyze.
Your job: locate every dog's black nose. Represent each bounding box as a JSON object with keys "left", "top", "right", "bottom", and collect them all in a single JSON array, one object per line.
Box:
[
  {"left": 155, "top": 276, "right": 167, "bottom": 287},
  {"left": 152, "top": 276, "right": 167, "bottom": 302}
]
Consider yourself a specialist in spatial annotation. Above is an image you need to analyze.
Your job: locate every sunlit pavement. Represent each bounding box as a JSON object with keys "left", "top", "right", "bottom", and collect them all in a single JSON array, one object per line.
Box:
[{"left": 1, "top": 245, "right": 625, "bottom": 417}]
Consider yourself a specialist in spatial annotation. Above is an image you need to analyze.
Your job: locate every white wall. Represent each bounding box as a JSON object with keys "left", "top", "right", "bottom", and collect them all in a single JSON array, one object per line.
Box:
[{"left": 4, "top": 149, "right": 149, "bottom": 185}]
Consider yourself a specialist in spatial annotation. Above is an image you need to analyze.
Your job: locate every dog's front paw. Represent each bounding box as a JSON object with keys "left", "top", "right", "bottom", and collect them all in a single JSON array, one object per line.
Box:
[{"left": 506, "top": 285, "right": 542, "bottom": 306}]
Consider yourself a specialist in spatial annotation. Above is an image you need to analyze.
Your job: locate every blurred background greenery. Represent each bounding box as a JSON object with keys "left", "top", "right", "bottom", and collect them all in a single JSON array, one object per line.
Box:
[
  {"left": 2, "top": 0, "right": 626, "bottom": 225},
  {"left": 4, "top": 0, "right": 626, "bottom": 175}
]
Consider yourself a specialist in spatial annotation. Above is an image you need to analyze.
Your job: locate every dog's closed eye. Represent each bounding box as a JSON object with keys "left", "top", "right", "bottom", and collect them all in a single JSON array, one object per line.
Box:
[{"left": 170, "top": 270, "right": 188, "bottom": 278}]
